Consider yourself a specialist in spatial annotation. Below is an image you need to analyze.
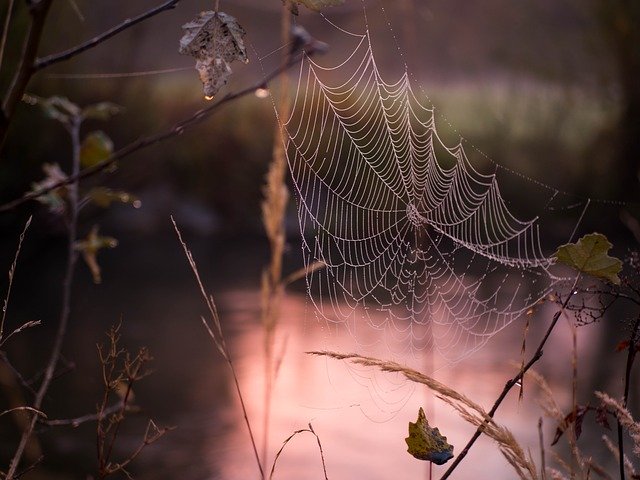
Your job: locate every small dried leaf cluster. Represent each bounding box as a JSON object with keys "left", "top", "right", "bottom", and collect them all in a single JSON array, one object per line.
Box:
[{"left": 96, "top": 324, "right": 172, "bottom": 479}]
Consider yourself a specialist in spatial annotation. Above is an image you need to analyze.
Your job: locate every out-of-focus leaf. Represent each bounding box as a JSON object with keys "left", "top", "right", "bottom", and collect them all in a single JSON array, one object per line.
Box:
[
  {"left": 24, "top": 95, "right": 81, "bottom": 124},
  {"left": 82, "top": 102, "right": 123, "bottom": 121},
  {"left": 74, "top": 225, "right": 118, "bottom": 284},
  {"left": 30, "top": 163, "right": 68, "bottom": 214},
  {"left": 596, "top": 405, "right": 611, "bottom": 430},
  {"left": 285, "top": 0, "right": 344, "bottom": 14},
  {"left": 552, "top": 405, "right": 588, "bottom": 445},
  {"left": 179, "top": 11, "right": 248, "bottom": 99},
  {"left": 554, "top": 233, "right": 622, "bottom": 285},
  {"left": 80, "top": 131, "right": 114, "bottom": 168},
  {"left": 88, "top": 187, "right": 141, "bottom": 209},
  {"left": 616, "top": 340, "right": 630, "bottom": 352},
  {"left": 405, "top": 407, "right": 454, "bottom": 465}
]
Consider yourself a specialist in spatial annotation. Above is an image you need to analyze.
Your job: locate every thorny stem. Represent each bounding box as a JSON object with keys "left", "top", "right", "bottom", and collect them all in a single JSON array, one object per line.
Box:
[
  {"left": 33, "top": 0, "right": 181, "bottom": 71},
  {"left": 5, "top": 116, "right": 81, "bottom": 479},
  {"left": 617, "top": 314, "right": 640, "bottom": 480},
  {"left": 440, "top": 280, "right": 580, "bottom": 480},
  {"left": 0, "top": 47, "right": 317, "bottom": 214}
]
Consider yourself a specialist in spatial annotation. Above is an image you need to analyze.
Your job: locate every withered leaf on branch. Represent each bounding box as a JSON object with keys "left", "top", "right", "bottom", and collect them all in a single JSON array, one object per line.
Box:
[
  {"left": 405, "top": 407, "right": 454, "bottom": 465},
  {"left": 179, "top": 11, "right": 248, "bottom": 99},
  {"left": 284, "top": 0, "right": 345, "bottom": 15},
  {"left": 75, "top": 225, "right": 118, "bottom": 284}
]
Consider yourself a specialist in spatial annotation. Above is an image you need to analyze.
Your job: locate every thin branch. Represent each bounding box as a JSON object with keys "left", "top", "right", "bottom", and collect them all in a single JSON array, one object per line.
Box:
[
  {"left": 5, "top": 117, "right": 82, "bottom": 479},
  {"left": 439, "top": 281, "right": 579, "bottom": 480},
  {"left": 0, "top": 47, "right": 317, "bottom": 214},
  {"left": 0, "top": 0, "right": 16, "bottom": 71},
  {"left": 0, "top": 0, "right": 53, "bottom": 150},
  {"left": 0, "top": 216, "right": 32, "bottom": 343},
  {"left": 43, "top": 402, "right": 122, "bottom": 427},
  {"left": 0, "top": 406, "right": 46, "bottom": 419},
  {"left": 33, "top": 0, "right": 181, "bottom": 71},
  {"left": 617, "top": 314, "right": 640, "bottom": 480}
]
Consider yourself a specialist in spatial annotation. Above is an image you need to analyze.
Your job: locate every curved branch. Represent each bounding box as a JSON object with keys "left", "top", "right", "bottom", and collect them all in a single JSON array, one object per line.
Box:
[
  {"left": 0, "top": 47, "right": 317, "bottom": 214},
  {"left": 33, "top": 0, "right": 181, "bottom": 71}
]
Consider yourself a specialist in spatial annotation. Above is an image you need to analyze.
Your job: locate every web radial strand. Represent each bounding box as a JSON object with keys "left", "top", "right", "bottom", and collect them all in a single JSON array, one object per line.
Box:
[{"left": 284, "top": 33, "right": 562, "bottom": 363}]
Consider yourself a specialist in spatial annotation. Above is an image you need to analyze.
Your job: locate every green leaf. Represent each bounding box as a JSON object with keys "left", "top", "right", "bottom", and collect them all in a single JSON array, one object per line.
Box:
[
  {"left": 405, "top": 407, "right": 454, "bottom": 465},
  {"left": 554, "top": 233, "right": 622, "bottom": 285},
  {"left": 24, "top": 95, "right": 81, "bottom": 124},
  {"left": 179, "top": 11, "right": 248, "bottom": 99},
  {"left": 80, "top": 131, "right": 114, "bottom": 168},
  {"left": 88, "top": 187, "right": 141, "bottom": 209},
  {"left": 82, "top": 102, "right": 123, "bottom": 121},
  {"left": 74, "top": 225, "right": 118, "bottom": 284}
]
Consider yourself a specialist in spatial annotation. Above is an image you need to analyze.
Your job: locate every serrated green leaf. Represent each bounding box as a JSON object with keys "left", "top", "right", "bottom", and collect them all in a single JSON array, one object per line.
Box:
[
  {"left": 74, "top": 225, "right": 118, "bottom": 284},
  {"left": 80, "top": 131, "right": 114, "bottom": 168},
  {"left": 88, "top": 187, "right": 141, "bottom": 209},
  {"left": 405, "top": 407, "right": 454, "bottom": 465},
  {"left": 554, "top": 233, "right": 622, "bottom": 285},
  {"left": 82, "top": 102, "right": 123, "bottom": 121}
]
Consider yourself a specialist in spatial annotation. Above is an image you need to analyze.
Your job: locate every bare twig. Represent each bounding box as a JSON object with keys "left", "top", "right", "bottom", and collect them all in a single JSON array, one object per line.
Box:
[
  {"left": 0, "top": 216, "right": 32, "bottom": 343},
  {"left": 617, "top": 314, "right": 640, "bottom": 480},
  {"left": 0, "top": 46, "right": 317, "bottom": 214},
  {"left": 438, "top": 280, "right": 580, "bottom": 480},
  {"left": 5, "top": 116, "right": 82, "bottom": 479},
  {"left": 172, "top": 218, "right": 265, "bottom": 479},
  {"left": 440, "top": 284, "right": 580, "bottom": 480},
  {"left": 0, "top": 0, "right": 53, "bottom": 150},
  {"left": 0, "top": 406, "right": 46, "bottom": 419},
  {"left": 269, "top": 423, "right": 328, "bottom": 480},
  {"left": 538, "top": 417, "right": 546, "bottom": 480},
  {"left": 44, "top": 402, "right": 122, "bottom": 427},
  {"left": 0, "top": 320, "right": 41, "bottom": 348},
  {"left": 0, "top": 0, "right": 16, "bottom": 71},
  {"left": 33, "top": 0, "right": 181, "bottom": 71}
]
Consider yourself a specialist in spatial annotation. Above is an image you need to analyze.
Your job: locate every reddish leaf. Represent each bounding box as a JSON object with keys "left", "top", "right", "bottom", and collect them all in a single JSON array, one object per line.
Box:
[
  {"left": 596, "top": 406, "right": 611, "bottom": 430},
  {"left": 552, "top": 406, "right": 587, "bottom": 445},
  {"left": 574, "top": 405, "right": 588, "bottom": 440},
  {"left": 616, "top": 340, "right": 630, "bottom": 352}
]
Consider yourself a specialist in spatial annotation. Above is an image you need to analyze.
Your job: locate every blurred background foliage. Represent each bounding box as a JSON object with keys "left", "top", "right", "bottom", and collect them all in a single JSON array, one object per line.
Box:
[{"left": 0, "top": 0, "right": 638, "bottom": 240}]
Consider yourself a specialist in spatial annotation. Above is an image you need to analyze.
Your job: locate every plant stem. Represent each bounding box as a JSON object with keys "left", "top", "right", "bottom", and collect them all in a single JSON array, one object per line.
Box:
[
  {"left": 5, "top": 116, "right": 81, "bottom": 479},
  {"left": 33, "top": 0, "right": 180, "bottom": 71},
  {"left": 0, "top": 0, "right": 53, "bottom": 151},
  {"left": 439, "top": 285, "right": 578, "bottom": 480},
  {"left": 0, "top": 47, "right": 317, "bottom": 214},
  {"left": 617, "top": 313, "right": 640, "bottom": 480}
]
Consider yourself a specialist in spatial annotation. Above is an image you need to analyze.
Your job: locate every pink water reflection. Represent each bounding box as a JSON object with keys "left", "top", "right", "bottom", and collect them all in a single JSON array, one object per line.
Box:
[{"left": 200, "top": 289, "right": 606, "bottom": 480}]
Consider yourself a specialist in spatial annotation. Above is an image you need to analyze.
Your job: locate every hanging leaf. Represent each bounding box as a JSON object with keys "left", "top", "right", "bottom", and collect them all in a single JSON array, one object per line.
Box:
[
  {"left": 82, "top": 102, "right": 123, "bottom": 121},
  {"left": 30, "top": 163, "right": 69, "bottom": 214},
  {"left": 595, "top": 405, "right": 611, "bottom": 430},
  {"left": 80, "top": 131, "right": 114, "bottom": 168},
  {"left": 88, "top": 187, "right": 141, "bottom": 209},
  {"left": 405, "top": 407, "right": 454, "bottom": 465},
  {"left": 554, "top": 233, "right": 622, "bottom": 285},
  {"left": 179, "top": 11, "right": 248, "bottom": 99},
  {"left": 74, "top": 225, "right": 118, "bottom": 284},
  {"left": 285, "top": 0, "right": 345, "bottom": 14},
  {"left": 552, "top": 405, "right": 588, "bottom": 445}
]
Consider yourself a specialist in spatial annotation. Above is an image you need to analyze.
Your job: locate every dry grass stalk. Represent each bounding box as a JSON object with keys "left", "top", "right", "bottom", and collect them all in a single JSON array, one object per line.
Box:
[
  {"left": 602, "top": 434, "right": 637, "bottom": 478},
  {"left": 269, "top": 423, "right": 328, "bottom": 480},
  {"left": 172, "top": 217, "right": 264, "bottom": 479},
  {"left": 0, "top": 216, "right": 32, "bottom": 345},
  {"left": 310, "top": 351, "right": 540, "bottom": 478},
  {"left": 596, "top": 391, "right": 640, "bottom": 457}
]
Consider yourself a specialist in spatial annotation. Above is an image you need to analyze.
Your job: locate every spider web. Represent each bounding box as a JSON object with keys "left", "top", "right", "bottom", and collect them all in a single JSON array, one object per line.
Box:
[{"left": 281, "top": 20, "right": 582, "bottom": 365}]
